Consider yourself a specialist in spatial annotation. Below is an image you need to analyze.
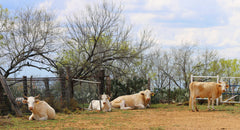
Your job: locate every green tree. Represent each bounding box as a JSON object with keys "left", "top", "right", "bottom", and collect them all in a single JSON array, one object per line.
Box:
[{"left": 208, "top": 58, "right": 240, "bottom": 77}]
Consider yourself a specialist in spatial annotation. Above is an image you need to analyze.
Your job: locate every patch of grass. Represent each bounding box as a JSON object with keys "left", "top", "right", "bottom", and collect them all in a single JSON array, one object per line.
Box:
[
  {"left": 120, "top": 110, "right": 132, "bottom": 114},
  {"left": 150, "top": 126, "right": 165, "bottom": 130}
]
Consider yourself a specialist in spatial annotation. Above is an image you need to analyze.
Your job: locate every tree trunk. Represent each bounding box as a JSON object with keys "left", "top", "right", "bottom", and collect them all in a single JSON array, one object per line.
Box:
[{"left": 0, "top": 74, "right": 22, "bottom": 116}]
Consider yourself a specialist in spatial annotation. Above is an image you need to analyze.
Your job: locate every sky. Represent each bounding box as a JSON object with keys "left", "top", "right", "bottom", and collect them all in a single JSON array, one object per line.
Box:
[{"left": 1, "top": 0, "right": 240, "bottom": 77}]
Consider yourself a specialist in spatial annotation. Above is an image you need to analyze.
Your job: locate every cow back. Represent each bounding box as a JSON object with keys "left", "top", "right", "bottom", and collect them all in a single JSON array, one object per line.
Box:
[
  {"left": 190, "top": 82, "right": 223, "bottom": 98},
  {"left": 32, "top": 101, "right": 55, "bottom": 119}
]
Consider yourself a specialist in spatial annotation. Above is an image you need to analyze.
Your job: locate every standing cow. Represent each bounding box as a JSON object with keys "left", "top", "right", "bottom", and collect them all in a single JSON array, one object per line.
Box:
[
  {"left": 189, "top": 82, "right": 229, "bottom": 112},
  {"left": 22, "top": 95, "right": 56, "bottom": 120},
  {"left": 111, "top": 89, "right": 154, "bottom": 110}
]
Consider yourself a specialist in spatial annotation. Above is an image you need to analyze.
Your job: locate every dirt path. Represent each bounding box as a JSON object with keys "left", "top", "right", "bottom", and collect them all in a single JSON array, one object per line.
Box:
[{"left": 59, "top": 108, "right": 240, "bottom": 129}]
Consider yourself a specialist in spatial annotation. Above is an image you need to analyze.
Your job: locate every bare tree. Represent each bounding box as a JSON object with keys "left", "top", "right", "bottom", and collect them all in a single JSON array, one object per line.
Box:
[
  {"left": 54, "top": 1, "right": 152, "bottom": 91},
  {"left": 0, "top": 6, "right": 59, "bottom": 115},
  {"left": 0, "top": 7, "right": 59, "bottom": 78},
  {"left": 52, "top": 1, "right": 154, "bottom": 96}
]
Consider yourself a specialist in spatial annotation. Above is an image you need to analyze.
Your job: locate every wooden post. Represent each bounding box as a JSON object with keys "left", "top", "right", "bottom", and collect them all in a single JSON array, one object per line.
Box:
[
  {"left": 147, "top": 78, "right": 151, "bottom": 90},
  {"left": 30, "top": 76, "right": 34, "bottom": 96},
  {"left": 44, "top": 78, "right": 50, "bottom": 98},
  {"left": 168, "top": 79, "right": 171, "bottom": 104},
  {"left": 106, "top": 76, "right": 111, "bottom": 96},
  {"left": 0, "top": 74, "right": 22, "bottom": 117},
  {"left": 66, "top": 66, "right": 73, "bottom": 99},
  {"left": 98, "top": 69, "right": 105, "bottom": 95},
  {"left": 59, "top": 68, "right": 66, "bottom": 103},
  {"left": 23, "top": 76, "right": 28, "bottom": 96}
]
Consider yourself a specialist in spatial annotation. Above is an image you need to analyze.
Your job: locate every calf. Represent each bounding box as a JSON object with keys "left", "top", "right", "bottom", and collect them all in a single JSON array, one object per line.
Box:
[
  {"left": 15, "top": 97, "right": 25, "bottom": 106},
  {"left": 111, "top": 89, "right": 154, "bottom": 110},
  {"left": 88, "top": 94, "right": 111, "bottom": 112},
  {"left": 189, "top": 82, "right": 229, "bottom": 112},
  {"left": 22, "top": 95, "right": 56, "bottom": 120}
]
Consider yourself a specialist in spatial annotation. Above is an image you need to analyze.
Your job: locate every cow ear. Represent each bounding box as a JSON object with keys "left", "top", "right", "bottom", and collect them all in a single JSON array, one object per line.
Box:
[
  {"left": 35, "top": 99, "right": 40, "bottom": 104},
  {"left": 226, "top": 85, "right": 229, "bottom": 88},
  {"left": 107, "top": 95, "right": 111, "bottom": 100},
  {"left": 22, "top": 100, "right": 27, "bottom": 104},
  {"left": 151, "top": 92, "right": 155, "bottom": 96},
  {"left": 141, "top": 92, "right": 144, "bottom": 95}
]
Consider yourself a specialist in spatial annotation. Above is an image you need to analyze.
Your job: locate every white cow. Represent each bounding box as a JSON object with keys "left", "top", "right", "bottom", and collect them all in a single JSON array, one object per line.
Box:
[
  {"left": 15, "top": 97, "right": 25, "bottom": 105},
  {"left": 111, "top": 89, "right": 154, "bottom": 110},
  {"left": 22, "top": 95, "right": 56, "bottom": 120},
  {"left": 88, "top": 94, "right": 111, "bottom": 112}
]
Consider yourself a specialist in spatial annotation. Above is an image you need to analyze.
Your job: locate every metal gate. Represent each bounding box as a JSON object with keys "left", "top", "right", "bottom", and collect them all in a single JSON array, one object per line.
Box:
[{"left": 221, "top": 77, "right": 240, "bottom": 104}]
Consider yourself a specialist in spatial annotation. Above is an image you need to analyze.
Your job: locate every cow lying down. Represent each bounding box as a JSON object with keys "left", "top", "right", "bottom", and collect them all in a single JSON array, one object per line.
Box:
[
  {"left": 88, "top": 94, "right": 111, "bottom": 112},
  {"left": 111, "top": 89, "right": 154, "bottom": 110},
  {"left": 23, "top": 95, "right": 56, "bottom": 120},
  {"left": 189, "top": 82, "right": 229, "bottom": 112}
]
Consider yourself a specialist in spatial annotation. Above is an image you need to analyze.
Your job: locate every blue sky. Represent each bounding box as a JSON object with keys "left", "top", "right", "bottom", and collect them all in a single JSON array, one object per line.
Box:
[{"left": 2, "top": 0, "right": 240, "bottom": 77}]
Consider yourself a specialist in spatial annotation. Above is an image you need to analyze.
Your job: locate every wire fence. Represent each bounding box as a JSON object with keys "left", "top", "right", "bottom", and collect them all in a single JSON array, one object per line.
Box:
[{"left": 0, "top": 76, "right": 101, "bottom": 115}]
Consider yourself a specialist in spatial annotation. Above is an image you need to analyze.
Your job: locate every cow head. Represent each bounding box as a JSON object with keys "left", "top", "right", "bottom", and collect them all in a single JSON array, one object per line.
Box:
[
  {"left": 22, "top": 94, "right": 40, "bottom": 111},
  {"left": 140, "top": 89, "right": 154, "bottom": 103},
  {"left": 101, "top": 94, "right": 110, "bottom": 105},
  {"left": 219, "top": 82, "right": 229, "bottom": 92}
]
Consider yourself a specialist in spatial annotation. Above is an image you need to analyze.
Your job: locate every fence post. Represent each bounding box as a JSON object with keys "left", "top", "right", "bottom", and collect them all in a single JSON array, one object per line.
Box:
[
  {"left": 30, "top": 76, "right": 34, "bottom": 96},
  {"left": 23, "top": 76, "right": 28, "bottom": 96},
  {"left": 106, "top": 76, "right": 111, "bottom": 96},
  {"left": 168, "top": 79, "right": 171, "bottom": 104},
  {"left": 44, "top": 78, "right": 50, "bottom": 98},
  {"left": 66, "top": 66, "right": 73, "bottom": 99},
  {"left": 59, "top": 68, "right": 66, "bottom": 105},
  {"left": 191, "top": 75, "right": 193, "bottom": 83},
  {"left": 147, "top": 78, "right": 151, "bottom": 90},
  {"left": 97, "top": 69, "right": 105, "bottom": 95}
]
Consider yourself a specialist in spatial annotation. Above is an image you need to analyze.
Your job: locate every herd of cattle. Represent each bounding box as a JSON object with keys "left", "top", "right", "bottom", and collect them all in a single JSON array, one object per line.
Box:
[
  {"left": 19, "top": 89, "right": 154, "bottom": 120},
  {"left": 16, "top": 81, "right": 230, "bottom": 120}
]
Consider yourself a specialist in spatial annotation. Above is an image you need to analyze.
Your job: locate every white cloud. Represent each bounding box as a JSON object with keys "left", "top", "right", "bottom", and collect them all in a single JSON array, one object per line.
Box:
[
  {"left": 128, "top": 13, "right": 156, "bottom": 25},
  {"left": 35, "top": 0, "right": 240, "bottom": 59},
  {"left": 37, "top": 0, "right": 53, "bottom": 10}
]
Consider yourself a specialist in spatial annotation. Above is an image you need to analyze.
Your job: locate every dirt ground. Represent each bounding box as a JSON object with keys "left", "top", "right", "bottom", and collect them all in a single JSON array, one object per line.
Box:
[
  {"left": 2, "top": 105, "right": 240, "bottom": 129},
  {"left": 59, "top": 108, "right": 240, "bottom": 129}
]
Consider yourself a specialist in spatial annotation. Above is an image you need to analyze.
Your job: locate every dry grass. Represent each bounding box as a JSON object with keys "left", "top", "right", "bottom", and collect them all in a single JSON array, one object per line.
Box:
[{"left": 1, "top": 104, "right": 240, "bottom": 129}]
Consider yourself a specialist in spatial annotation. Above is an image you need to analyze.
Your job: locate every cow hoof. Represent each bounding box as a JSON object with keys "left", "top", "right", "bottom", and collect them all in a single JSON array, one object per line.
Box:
[{"left": 192, "top": 110, "right": 195, "bottom": 112}]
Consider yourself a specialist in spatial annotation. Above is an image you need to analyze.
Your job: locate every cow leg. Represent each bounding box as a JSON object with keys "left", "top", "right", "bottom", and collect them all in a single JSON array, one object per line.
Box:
[
  {"left": 211, "top": 98, "right": 215, "bottom": 110},
  {"left": 191, "top": 97, "right": 195, "bottom": 112},
  {"left": 120, "top": 100, "right": 133, "bottom": 110},
  {"left": 39, "top": 116, "right": 48, "bottom": 121},
  {"left": 208, "top": 98, "right": 211, "bottom": 111},
  {"left": 88, "top": 102, "right": 92, "bottom": 111},
  {"left": 193, "top": 98, "right": 198, "bottom": 112},
  {"left": 29, "top": 113, "right": 34, "bottom": 120},
  {"left": 135, "top": 104, "right": 145, "bottom": 109}
]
